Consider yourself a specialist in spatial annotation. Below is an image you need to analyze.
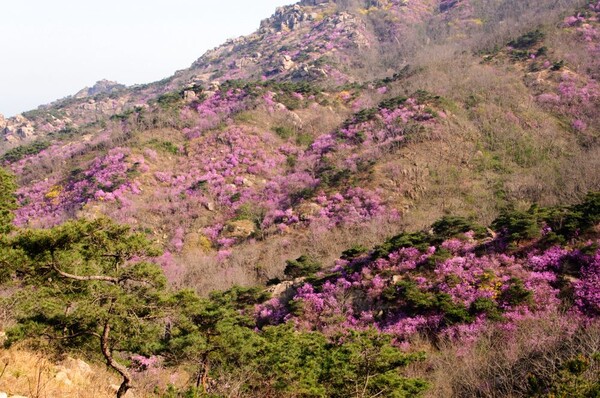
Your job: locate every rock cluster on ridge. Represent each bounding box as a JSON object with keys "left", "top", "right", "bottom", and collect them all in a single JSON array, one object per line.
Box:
[{"left": 73, "top": 79, "right": 126, "bottom": 99}]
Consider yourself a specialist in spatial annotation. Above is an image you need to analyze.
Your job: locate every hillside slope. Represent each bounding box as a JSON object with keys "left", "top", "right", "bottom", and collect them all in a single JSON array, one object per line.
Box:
[
  {"left": 1, "top": 0, "right": 599, "bottom": 293},
  {"left": 0, "top": 1, "right": 599, "bottom": 397}
]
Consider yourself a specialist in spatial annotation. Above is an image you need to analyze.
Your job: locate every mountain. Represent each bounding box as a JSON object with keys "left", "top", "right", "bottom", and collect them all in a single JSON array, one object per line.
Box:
[
  {"left": 0, "top": 1, "right": 599, "bottom": 397},
  {"left": 2, "top": 0, "right": 597, "bottom": 291}
]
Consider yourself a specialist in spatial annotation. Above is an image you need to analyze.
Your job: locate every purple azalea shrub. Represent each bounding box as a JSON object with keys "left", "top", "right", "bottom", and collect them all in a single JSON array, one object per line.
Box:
[
  {"left": 256, "top": 230, "right": 600, "bottom": 344},
  {"left": 14, "top": 148, "right": 143, "bottom": 227}
]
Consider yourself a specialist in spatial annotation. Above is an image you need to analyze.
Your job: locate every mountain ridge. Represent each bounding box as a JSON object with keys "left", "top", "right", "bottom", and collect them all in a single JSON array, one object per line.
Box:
[{"left": 0, "top": 0, "right": 488, "bottom": 146}]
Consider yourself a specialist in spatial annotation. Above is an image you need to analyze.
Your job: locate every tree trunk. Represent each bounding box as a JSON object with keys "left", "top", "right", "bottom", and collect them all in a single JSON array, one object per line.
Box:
[
  {"left": 100, "top": 321, "right": 133, "bottom": 398},
  {"left": 201, "top": 360, "right": 211, "bottom": 393},
  {"left": 195, "top": 353, "right": 211, "bottom": 393}
]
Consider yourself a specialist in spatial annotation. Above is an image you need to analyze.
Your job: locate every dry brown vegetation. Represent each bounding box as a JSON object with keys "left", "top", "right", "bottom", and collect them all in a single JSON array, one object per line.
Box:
[
  {"left": 178, "top": 215, "right": 402, "bottom": 293},
  {"left": 422, "top": 316, "right": 600, "bottom": 398},
  {"left": 0, "top": 347, "right": 118, "bottom": 398}
]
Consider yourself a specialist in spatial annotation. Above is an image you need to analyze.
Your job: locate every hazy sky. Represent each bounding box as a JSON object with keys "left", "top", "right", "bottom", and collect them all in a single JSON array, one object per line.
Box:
[{"left": 0, "top": 0, "right": 293, "bottom": 117}]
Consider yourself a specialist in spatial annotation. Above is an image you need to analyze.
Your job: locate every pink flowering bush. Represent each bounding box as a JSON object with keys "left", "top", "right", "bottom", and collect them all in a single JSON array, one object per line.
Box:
[
  {"left": 315, "top": 188, "right": 390, "bottom": 227},
  {"left": 130, "top": 354, "right": 161, "bottom": 373},
  {"left": 573, "top": 250, "right": 600, "bottom": 316},
  {"left": 135, "top": 86, "right": 439, "bottom": 249},
  {"left": 255, "top": 204, "right": 600, "bottom": 344},
  {"left": 336, "top": 96, "right": 436, "bottom": 153},
  {"left": 10, "top": 76, "right": 446, "bottom": 258},
  {"left": 536, "top": 5, "right": 600, "bottom": 134},
  {"left": 182, "top": 88, "right": 250, "bottom": 138},
  {"left": 536, "top": 72, "right": 599, "bottom": 135},
  {"left": 8, "top": 131, "right": 113, "bottom": 177},
  {"left": 14, "top": 147, "right": 144, "bottom": 227}
]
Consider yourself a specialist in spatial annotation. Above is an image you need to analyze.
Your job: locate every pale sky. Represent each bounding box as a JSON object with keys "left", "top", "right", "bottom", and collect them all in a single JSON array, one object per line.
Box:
[{"left": 0, "top": 0, "right": 293, "bottom": 117}]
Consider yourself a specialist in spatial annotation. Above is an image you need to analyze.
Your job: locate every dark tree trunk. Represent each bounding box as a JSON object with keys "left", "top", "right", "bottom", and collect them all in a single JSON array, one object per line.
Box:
[
  {"left": 100, "top": 321, "right": 133, "bottom": 398},
  {"left": 195, "top": 352, "right": 211, "bottom": 393}
]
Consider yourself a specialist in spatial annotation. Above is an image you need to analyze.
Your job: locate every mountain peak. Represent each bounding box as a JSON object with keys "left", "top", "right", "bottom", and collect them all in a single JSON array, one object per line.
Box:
[
  {"left": 259, "top": 4, "right": 316, "bottom": 33},
  {"left": 299, "top": 0, "right": 333, "bottom": 5}
]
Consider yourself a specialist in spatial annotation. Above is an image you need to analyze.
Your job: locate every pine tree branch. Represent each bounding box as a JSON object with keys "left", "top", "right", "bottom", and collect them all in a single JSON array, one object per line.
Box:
[{"left": 51, "top": 263, "right": 120, "bottom": 284}]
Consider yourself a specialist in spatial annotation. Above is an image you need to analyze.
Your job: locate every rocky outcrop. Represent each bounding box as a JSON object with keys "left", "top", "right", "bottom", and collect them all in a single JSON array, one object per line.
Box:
[
  {"left": 54, "top": 357, "right": 93, "bottom": 387},
  {"left": 260, "top": 4, "right": 315, "bottom": 33},
  {"left": 0, "top": 352, "right": 104, "bottom": 398},
  {"left": 299, "top": 0, "right": 333, "bottom": 5},
  {"left": 74, "top": 79, "right": 126, "bottom": 99},
  {"left": 267, "top": 277, "right": 307, "bottom": 301},
  {"left": 299, "top": 0, "right": 380, "bottom": 7},
  {"left": 297, "top": 202, "right": 322, "bottom": 221},
  {"left": 1, "top": 80, "right": 130, "bottom": 147},
  {"left": 292, "top": 65, "right": 329, "bottom": 80},
  {"left": 279, "top": 55, "right": 297, "bottom": 71},
  {"left": 73, "top": 97, "right": 127, "bottom": 122},
  {"left": 440, "top": 0, "right": 461, "bottom": 12},
  {"left": 223, "top": 220, "right": 256, "bottom": 239},
  {"left": 1, "top": 114, "right": 36, "bottom": 144}
]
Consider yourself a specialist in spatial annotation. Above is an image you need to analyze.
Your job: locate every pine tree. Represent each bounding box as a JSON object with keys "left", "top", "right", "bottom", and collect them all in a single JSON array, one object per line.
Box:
[
  {"left": 0, "top": 167, "right": 17, "bottom": 234},
  {"left": 4, "top": 218, "right": 166, "bottom": 398}
]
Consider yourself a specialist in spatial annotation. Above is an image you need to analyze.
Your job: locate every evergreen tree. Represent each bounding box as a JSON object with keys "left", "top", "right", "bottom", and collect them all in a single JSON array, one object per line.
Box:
[
  {"left": 4, "top": 218, "right": 166, "bottom": 398},
  {"left": 0, "top": 167, "right": 17, "bottom": 234}
]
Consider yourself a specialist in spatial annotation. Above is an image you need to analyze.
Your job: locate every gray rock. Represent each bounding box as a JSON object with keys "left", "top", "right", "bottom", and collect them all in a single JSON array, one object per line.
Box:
[
  {"left": 4, "top": 134, "right": 19, "bottom": 143},
  {"left": 233, "top": 56, "right": 256, "bottom": 69},
  {"left": 223, "top": 220, "right": 255, "bottom": 239},
  {"left": 16, "top": 126, "right": 35, "bottom": 139},
  {"left": 74, "top": 79, "right": 125, "bottom": 99},
  {"left": 55, "top": 370, "right": 73, "bottom": 386},
  {"left": 183, "top": 90, "right": 198, "bottom": 102},
  {"left": 260, "top": 4, "right": 315, "bottom": 33},
  {"left": 280, "top": 55, "right": 296, "bottom": 71},
  {"left": 299, "top": 0, "right": 332, "bottom": 5},
  {"left": 267, "top": 280, "right": 295, "bottom": 297},
  {"left": 64, "top": 357, "right": 92, "bottom": 375}
]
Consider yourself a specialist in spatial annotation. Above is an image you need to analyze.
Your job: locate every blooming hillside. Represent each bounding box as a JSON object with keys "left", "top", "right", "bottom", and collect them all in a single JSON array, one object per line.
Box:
[
  {"left": 1, "top": 0, "right": 599, "bottom": 292},
  {"left": 257, "top": 194, "right": 600, "bottom": 342},
  {"left": 0, "top": 1, "right": 599, "bottom": 397}
]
